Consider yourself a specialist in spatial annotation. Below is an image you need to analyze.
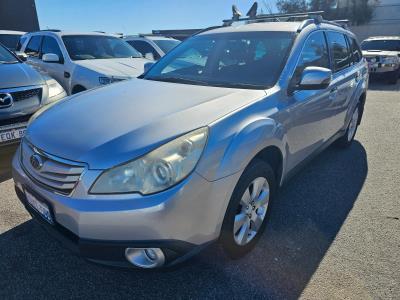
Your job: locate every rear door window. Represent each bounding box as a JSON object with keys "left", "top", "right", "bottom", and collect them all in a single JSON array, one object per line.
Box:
[
  {"left": 327, "top": 32, "right": 351, "bottom": 72},
  {"left": 25, "top": 35, "right": 42, "bottom": 57}
]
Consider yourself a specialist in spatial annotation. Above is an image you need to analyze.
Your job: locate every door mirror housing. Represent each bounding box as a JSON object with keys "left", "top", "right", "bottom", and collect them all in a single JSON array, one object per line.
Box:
[
  {"left": 15, "top": 51, "right": 28, "bottom": 61},
  {"left": 42, "top": 53, "right": 61, "bottom": 63},
  {"left": 296, "top": 66, "right": 332, "bottom": 91},
  {"left": 144, "top": 62, "right": 155, "bottom": 73}
]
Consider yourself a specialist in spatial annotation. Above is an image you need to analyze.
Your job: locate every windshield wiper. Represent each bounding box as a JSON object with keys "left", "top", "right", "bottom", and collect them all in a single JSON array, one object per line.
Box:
[{"left": 146, "top": 76, "right": 210, "bottom": 86}]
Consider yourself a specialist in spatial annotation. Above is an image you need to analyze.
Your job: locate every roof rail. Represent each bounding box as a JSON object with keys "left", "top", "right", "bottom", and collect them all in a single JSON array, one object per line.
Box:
[
  {"left": 40, "top": 29, "right": 61, "bottom": 32},
  {"left": 223, "top": 9, "right": 325, "bottom": 26}
]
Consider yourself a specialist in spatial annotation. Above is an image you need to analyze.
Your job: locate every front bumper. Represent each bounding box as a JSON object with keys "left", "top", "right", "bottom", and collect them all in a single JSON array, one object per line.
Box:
[
  {"left": 12, "top": 148, "right": 240, "bottom": 266},
  {"left": 368, "top": 63, "right": 399, "bottom": 73}
]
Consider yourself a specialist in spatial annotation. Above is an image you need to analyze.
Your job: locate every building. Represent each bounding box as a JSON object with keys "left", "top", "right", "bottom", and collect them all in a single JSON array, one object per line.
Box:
[
  {"left": 350, "top": 0, "right": 400, "bottom": 41},
  {"left": 0, "top": 0, "right": 39, "bottom": 32}
]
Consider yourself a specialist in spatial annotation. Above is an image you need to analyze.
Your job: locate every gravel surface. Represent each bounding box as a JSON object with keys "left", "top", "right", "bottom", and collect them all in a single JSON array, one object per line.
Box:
[{"left": 0, "top": 80, "right": 399, "bottom": 299}]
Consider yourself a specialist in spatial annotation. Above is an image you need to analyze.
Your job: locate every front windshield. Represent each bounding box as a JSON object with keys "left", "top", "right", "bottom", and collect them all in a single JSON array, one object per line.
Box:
[
  {"left": 0, "top": 44, "right": 19, "bottom": 64},
  {"left": 361, "top": 40, "right": 400, "bottom": 51},
  {"left": 62, "top": 35, "right": 142, "bottom": 60},
  {"left": 0, "top": 34, "right": 22, "bottom": 51},
  {"left": 144, "top": 32, "right": 294, "bottom": 89},
  {"left": 153, "top": 39, "right": 181, "bottom": 53}
]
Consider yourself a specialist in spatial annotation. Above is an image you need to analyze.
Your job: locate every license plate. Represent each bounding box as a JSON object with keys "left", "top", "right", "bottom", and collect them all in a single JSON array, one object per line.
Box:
[
  {"left": 0, "top": 127, "right": 26, "bottom": 143},
  {"left": 25, "top": 191, "right": 54, "bottom": 224}
]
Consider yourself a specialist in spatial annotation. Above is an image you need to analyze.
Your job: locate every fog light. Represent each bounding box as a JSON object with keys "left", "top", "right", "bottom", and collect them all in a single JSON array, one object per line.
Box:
[{"left": 125, "top": 248, "right": 165, "bottom": 268}]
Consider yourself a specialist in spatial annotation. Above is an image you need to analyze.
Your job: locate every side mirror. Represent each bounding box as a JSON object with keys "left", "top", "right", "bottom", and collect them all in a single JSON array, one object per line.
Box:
[
  {"left": 144, "top": 62, "right": 155, "bottom": 73},
  {"left": 42, "top": 53, "right": 61, "bottom": 63},
  {"left": 144, "top": 52, "right": 155, "bottom": 61},
  {"left": 296, "top": 66, "right": 332, "bottom": 91},
  {"left": 15, "top": 51, "right": 28, "bottom": 61}
]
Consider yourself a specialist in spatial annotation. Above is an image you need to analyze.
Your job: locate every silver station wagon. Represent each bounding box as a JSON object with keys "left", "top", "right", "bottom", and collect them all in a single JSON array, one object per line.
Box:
[{"left": 13, "top": 9, "right": 368, "bottom": 268}]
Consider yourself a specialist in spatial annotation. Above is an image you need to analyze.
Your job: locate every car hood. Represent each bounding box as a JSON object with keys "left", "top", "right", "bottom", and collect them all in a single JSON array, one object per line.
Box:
[
  {"left": 26, "top": 78, "right": 266, "bottom": 169},
  {"left": 74, "top": 57, "right": 148, "bottom": 77},
  {"left": 362, "top": 50, "right": 400, "bottom": 57},
  {"left": 0, "top": 62, "right": 45, "bottom": 89}
]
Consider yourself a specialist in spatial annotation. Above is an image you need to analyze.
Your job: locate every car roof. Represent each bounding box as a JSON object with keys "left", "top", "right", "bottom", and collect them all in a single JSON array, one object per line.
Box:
[
  {"left": 0, "top": 30, "right": 26, "bottom": 35},
  {"left": 26, "top": 30, "right": 118, "bottom": 37},
  {"left": 124, "top": 35, "right": 178, "bottom": 41},
  {"left": 200, "top": 22, "right": 302, "bottom": 35},
  {"left": 364, "top": 36, "right": 400, "bottom": 41}
]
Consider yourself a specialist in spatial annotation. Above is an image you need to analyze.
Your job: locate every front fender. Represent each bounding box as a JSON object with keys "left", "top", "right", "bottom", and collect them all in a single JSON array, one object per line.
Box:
[{"left": 196, "top": 115, "right": 286, "bottom": 182}]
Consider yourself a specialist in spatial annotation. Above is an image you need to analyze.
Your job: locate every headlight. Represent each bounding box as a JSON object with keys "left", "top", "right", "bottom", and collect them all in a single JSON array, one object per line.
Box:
[
  {"left": 99, "top": 76, "right": 128, "bottom": 85},
  {"left": 90, "top": 127, "right": 208, "bottom": 195},
  {"left": 46, "top": 79, "right": 65, "bottom": 98}
]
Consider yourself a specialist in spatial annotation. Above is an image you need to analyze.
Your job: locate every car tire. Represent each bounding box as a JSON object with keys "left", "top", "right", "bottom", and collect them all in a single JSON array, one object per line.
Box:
[
  {"left": 336, "top": 105, "right": 360, "bottom": 148},
  {"left": 388, "top": 69, "right": 399, "bottom": 85},
  {"left": 220, "top": 159, "right": 276, "bottom": 259}
]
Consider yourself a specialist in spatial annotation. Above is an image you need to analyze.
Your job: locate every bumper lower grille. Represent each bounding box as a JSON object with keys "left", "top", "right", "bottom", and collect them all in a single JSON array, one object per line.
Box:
[{"left": 20, "top": 140, "right": 85, "bottom": 195}]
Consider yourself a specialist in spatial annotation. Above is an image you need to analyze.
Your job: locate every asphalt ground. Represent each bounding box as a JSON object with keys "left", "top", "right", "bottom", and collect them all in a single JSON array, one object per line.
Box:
[{"left": 0, "top": 79, "right": 399, "bottom": 299}]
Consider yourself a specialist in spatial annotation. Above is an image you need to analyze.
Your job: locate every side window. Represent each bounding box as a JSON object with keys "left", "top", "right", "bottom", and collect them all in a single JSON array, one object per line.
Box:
[
  {"left": 16, "top": 36, "right": 27, "bottom": 51},
  {"left": 293, "top": 31, "right": 330, "bottom": 83},
  {"left": 347, "top": 36, "right": 362, "bottom": 64},
  {"left": 127, "top": 40, "right": 160, "bottom": 60},
  {"left": 327, "top": 32, "right": 351, "bottom": 72},
  {"left": 25, "top": 35, "right": 42, "bottom": 57},
  {"left": 41, "top": 36, "right": 63, "bottom": 61}
]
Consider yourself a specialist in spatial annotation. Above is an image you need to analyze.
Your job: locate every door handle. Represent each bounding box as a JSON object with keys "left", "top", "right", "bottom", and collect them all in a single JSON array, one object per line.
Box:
[{"left": 64, "top": 72, "right": 70, "bottom": 78}]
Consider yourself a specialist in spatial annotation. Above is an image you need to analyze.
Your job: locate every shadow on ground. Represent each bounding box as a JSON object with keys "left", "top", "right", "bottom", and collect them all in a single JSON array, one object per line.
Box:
[
  {"left": 0, "top": 141, "right": 368, "bottom": 299},
  {"left": 368, "top": 77, "right": 400, "bottom": 91},
  {"left": 0, "top": 144, "right": 18, "bottom": 183}
]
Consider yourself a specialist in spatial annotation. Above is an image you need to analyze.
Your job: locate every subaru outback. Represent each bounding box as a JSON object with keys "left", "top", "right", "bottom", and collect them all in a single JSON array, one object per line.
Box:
[{"left": 12, "top": 11, "right": 368, "bottom": 268}]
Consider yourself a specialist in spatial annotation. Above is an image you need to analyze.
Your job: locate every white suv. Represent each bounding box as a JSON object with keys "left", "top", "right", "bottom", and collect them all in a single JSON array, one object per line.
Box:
[
  {"left": 20, "top": 31, "right": 149, "bottom": 94},
  {"left": 124, "top": 35, "right": 180, "bottom": 60}
]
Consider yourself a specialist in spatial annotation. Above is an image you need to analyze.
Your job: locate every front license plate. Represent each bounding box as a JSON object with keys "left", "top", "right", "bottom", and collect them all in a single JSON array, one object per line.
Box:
[
  {"left": 0, "top": 127, "right": 26, "bottom": 143},
  {"left": 25, "top": 191, "right": 54, "bottom": 224}
]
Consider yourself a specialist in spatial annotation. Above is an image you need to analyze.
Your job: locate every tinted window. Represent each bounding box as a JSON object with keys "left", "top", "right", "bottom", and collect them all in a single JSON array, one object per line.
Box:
[
  {"left": 361, "top": 40, "right": 400, "bottom": 51},
  {"left": 144, "top": 32, "right": 294, "bottom": 89},
  {"left": 16, "top": 36, "right": 27, "bottom": 51},
  {"left": 41, "top": 36, "right": 63, "bottom": 61},
  {"left": 62, "top": 35, "right": 142, "bottom": 60},
  {"left": 127, "top": 40, "right": 160, "bottom": 60},
  {"left": 327, "top": 32, "right": 351, "bottom": 72},
  {"left": 0, "top": 34, "right": 22, "bottom": 51},
  {"left": 25, "top": 35, "right": 42, "bottom": 57},
  {"left": 293, "top": 31, "right": 330, "bottom": 83},
  {"left": 153, "top": 39, "right": 180, "bottom": 54},
  {"left": 0, "top": 44, "right": 19, "bottom": 63},
  {"left": 347, "top": 37, "right": 362, "bottom": 63}
]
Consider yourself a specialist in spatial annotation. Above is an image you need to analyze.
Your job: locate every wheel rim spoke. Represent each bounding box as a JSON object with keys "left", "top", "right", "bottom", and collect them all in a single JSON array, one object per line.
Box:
[
  {"left": 252, "top": 214, "right": 264, "bottom": 231},
  {"left": 255, "top": 189, "right": 269, "bottom": 207},
  {"left": 237, "top": 219, "right": 250, "bottom": 245},
  {"left": 240, "top": 188, "right": 251, "bottom": 205},
  {"left": 234, "top": 213, "right": 247, "bottom": 233},
  {"left": 251, "top": 177, "right": 266, "bottom": 200}
]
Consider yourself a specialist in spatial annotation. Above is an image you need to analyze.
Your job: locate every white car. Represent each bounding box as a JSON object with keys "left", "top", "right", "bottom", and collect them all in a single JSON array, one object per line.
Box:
[
  {"left": 0, "top": 30, "right": 26, "bottom": 51},
  {"left": 19, "top": 30, "right": 149, "bottom": 95},
  {"left": 124, "top": 35, "right": 180, "bottom": 60}
]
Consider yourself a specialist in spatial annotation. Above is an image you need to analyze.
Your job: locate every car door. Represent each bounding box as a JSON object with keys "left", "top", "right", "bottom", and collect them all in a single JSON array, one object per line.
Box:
[
  {"left": 325, "top": 31, "right": 354, "bottom": 135},
  {"left": 39, "top": 36, "right": 68, "bottom": 91},
  {"left": 284, "top": 30, "right": 335, "bottom": 170}
]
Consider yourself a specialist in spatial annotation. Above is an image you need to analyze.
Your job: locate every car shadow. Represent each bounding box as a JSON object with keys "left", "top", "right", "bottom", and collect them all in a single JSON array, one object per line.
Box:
[
  {"left": 0, "top": 141, "right": 368, "bottom": 299},
  {"left": 368, "top": 77, "right": 400, "bottom": 91},
  {"left": 0, "top": 144, "right": 18, "bottom": 183}
]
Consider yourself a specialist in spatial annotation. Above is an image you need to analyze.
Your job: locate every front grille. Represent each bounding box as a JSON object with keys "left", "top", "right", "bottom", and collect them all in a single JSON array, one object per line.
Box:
[
  {"left": 0, "top": 114, "right": 32, "bottom": 128},
  {"left": 21, "top": 140, "right": 85, "bottom": 195},
  {"left": 11, "top": 88, "right": 42, "bottom": 102}
]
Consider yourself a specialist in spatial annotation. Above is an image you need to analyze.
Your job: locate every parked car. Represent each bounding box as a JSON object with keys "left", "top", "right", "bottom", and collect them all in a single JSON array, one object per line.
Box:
[
  {"left": 0, "top": 43, "right": 66, "bottom": 146},
  {"left": 0, "top": 30, "right": 26, "bottom": 52},
  {"left": 361, "top": 36, "right": 400, "bottom": 84},
  {"left": 13, "top": 13, "right": 368, "bottom": 269},
  {"left": 19, "top": 30, "right": 149, "bottom": 95},
  {"left": 124, "top": 35, "right": 180, "bottom": 60}
]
